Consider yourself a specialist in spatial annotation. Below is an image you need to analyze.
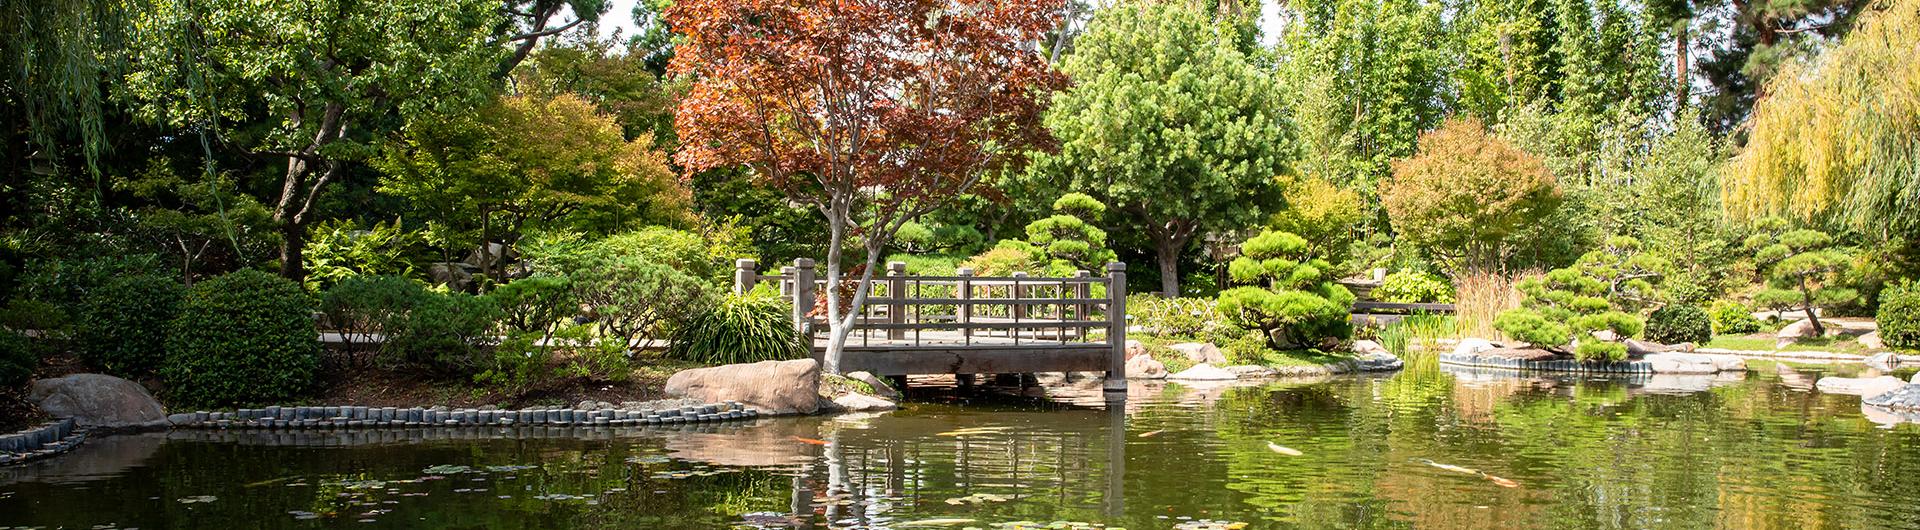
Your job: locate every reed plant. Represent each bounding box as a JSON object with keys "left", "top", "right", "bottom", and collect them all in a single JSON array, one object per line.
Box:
[{"left": 1453, "top": 269, "right": 1528, "bottom": 341}]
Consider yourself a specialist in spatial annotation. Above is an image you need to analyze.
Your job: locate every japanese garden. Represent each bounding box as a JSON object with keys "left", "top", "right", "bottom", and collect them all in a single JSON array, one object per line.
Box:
[{"left": 2, "top": 0, "right": 1919, "bottom": 527}]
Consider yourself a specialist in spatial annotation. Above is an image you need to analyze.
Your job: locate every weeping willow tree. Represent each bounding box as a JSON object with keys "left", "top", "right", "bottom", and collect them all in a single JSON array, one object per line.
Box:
[
  {"left": 1724, "top": 0, "right": 1920, "bottom": 236},
  {"left": 0, "top": 0, "right": 132, "bottom": 175}
]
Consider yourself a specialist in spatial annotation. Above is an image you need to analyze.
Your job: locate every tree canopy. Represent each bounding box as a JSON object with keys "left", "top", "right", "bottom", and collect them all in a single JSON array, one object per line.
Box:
[{"left": 1385, "top": 118, "right": 1563, "bottom": 273}]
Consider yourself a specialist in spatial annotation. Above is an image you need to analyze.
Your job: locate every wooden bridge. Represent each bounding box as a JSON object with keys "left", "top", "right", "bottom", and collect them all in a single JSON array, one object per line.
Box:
[{"left": 733, "top": 259, "right": 1129, "bottom": 392}]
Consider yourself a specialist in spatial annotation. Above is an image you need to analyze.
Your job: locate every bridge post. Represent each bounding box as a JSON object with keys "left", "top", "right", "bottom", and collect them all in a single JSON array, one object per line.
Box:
[
  {"left": 733, "top": 258, "right": 758, "bottom": 296},
  {"left": 1011, "top": 271, "right": 1029, "bottom": 323},
  {"left": 792, "top": 258, "right": 817, "bottom": 350},
  {"left": 887, "top": 261, "right": 907, "bottom": 340},
  {"left": 1104, "top": 262, "right": 1128, "bottom": 393},
  {"left": 956, "top": 267, "right": 974, "bottom": 343},
  {"left": 1074, "top": 270, "right": 1091, "bottom": 339}
]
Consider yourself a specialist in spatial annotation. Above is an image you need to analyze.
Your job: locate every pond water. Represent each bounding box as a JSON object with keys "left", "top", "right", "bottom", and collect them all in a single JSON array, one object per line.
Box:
[{"left": 4, "top": 361, "right": 1919, "bottom": 529}]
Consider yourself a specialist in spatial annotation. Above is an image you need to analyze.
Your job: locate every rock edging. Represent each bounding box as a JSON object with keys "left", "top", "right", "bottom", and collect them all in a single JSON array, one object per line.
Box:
[
  {"left": 1439, "top": 352, "right": 1656, "bottom": 373},
  {"left": 165, "top": 402, "right": 761, "bottom": 430},
  {"left": 0, "top": 418, "right": 87, "bottom": 466}
]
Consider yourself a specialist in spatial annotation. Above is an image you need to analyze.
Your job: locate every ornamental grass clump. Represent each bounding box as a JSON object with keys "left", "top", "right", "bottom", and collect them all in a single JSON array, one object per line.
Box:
[
  {"left": 668, "top": 290, "right": 810, "bottom": 365},
  {"left": 1215, "top": 230, "right": 1354, "bottom": 349}
]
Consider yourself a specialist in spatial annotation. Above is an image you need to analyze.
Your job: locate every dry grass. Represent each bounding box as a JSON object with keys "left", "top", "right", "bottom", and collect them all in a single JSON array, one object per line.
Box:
[{"left": 1453, "top": 269, "right": 1530, "bottom": 340}]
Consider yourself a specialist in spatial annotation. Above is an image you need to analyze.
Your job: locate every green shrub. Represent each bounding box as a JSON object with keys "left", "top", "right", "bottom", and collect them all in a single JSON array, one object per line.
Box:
[
  {"left": 386, "top": 291, "right": 501, "bottom": 374},
  {"left": 1574, "top": 340, "right": 1627, "bottom": 362},
  {"left": 1709, "top": 300, "right": 1763, "bottom": 335},
  {"left": 487, "top": 276, "right": 575, "bottom": 335},
  {"left": 0, "top": 330, "right": 36, "bottom": 388},
  {"left": 1493, "top": 308, "right": 1570, "bottom": 348},
  {"left": 1375, "top": 270, "right": 1454, "bottom": 303},
  {"left": 1880, "top": 279, "right": 1920, "bottom": 350},
  {"left": 0, "top": 298, "right": 69, "bottom": 333},
  {"left": 75, "top": 275, "right": 186, "bottom": 376},
  {"left": 1216, "top": 230, "right": 1355, "bottom": 348},
  {"left": 319, "top": 275, "right": 427, "bottom": 351},
  {"left": 568, "top": 255, "right": 716, "bottom": 349},
  {"left": 303, "top": 218, "right": 421, "bottom": 291},
  {"left": 163, "top": 270, "right": 321, "bottom": 406},
  {"left": 1127, "top": 295, "right": 1220, "bottom": 337},
  {"left": 667, "top": 289, "right": 810, "bottom": 365},
  {"left": 1645, "top": 305, "right": 1712, "bottom": 345},
  {"left": 592, "top": 226, "right": 732, "bottom": 282}
]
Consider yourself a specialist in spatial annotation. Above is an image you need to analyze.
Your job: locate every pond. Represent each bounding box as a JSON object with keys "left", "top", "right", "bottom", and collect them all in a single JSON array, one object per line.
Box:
[{"left": 4, "top": 361, "right": 1919, "bottom": 529}]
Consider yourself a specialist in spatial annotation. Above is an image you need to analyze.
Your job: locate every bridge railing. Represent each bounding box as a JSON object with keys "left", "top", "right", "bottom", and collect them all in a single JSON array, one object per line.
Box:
[{"left": 733, "top": 259, "right": 1129, "bottom": 383}]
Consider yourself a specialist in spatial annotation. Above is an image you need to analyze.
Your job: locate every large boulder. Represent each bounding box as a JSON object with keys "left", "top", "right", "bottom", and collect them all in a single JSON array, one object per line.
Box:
[
  {"left": 1775, "top": 318, "right": 1838, "bottom": 346},
  {"left": 1354, "top": 352, "right": 1404, "bottom": 372},
  {"left": 1170, "top": 342, "right": 1227, "bottom": 365},
  {"left": 1816, "top": 375, "right": 1907, "bottom": 397},
  {"left": 1642, "top": 352, "right": 1718, "bottom": 374},
  {"left": 27, "top": 374, "right": 167, "bottom": 429},
  {"left": 1452, "top": 338, "right": 1497, "bottom": 356},
  {"left": 1166, "top": 363, "right": 1237, "bottom": 381},
  {"left": 1125, "top": 355, "right": 1168, "bottom": 379},
  {"left": 1124, "top": 340, "right": 1149, "bottom": 360},
  {"left": 1625, "top": 339, "right": 1679, "bottom": 357},
  {"left": 1864, "top": 384, "right": 1920, "bottom": 411},
  {"left": 664, "top": 359, "right": 821, "bottom": 415}
]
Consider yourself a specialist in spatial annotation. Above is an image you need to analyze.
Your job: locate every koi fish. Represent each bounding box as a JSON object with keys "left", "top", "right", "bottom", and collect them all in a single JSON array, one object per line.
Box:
[
  {"left": 790, "top": 436, "right": 829, "bottom": 445},
  {"left": 1418, "top": 459, "right": 1520, "bottom": 488},
  {"left": 897, "top": 518, "right": 978, "bottom": 526},
  {"left": 1139, "top": 430, "right": 1164, "bottom": 438},
  {"left": 936, "top": 426, "right": 1011, "bottom": 437},
  {"left": 1266, "top": 442, "right": 1303, "bottom": 456}
]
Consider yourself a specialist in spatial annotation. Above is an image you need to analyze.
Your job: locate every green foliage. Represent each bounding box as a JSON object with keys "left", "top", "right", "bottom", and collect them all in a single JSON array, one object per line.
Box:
[
  {"left": 1217, "top": 230, "right": 1355, "bottom": 348},
  {"left": 1037, "top": 0, "right": 1291, "bottom": 295},
  {"left": 1282, "top": 0, "right": 1450, "bottom": 195},
  {"left": 1375, "top": 270, "right": 1454, "bottom": 304},
  {"left": 0, "top": 299, "right": 69, "bottom": 335},
  {"left": 1127, "top": 295, "right": 1222, "bottom": 338},
  {"left": 1020, "top": 194, "right": 1116, "bottom": 272},
  {"left": 567, "top": 254, "right": 716, "bottom": 349},
  {"left": 486, "top": 276, "right": 575, "bottom": 336},
  {"left": 1385, "top": 118, "right": 1563, "bottom": 273},
  {"left": 1268, "top": 175, "right": 1366, "bottom": 271},
  {"left": 1746, "top": 219, "right": 1857, "bottom": 333},
  {"left": 667, "top": 289, "right": 810, "bottom": 365},
  {"left": 0, "top": 330, "right": 35, "bottom": 388},
  {"left": 1710, "top": 301, "right": 1763, "bottom": 335},
  {"left": 319, "top": 275, "right": 427, "bottom": 351},
  {"left": 1574, "top": 340, "right": 1627, "bottom": 363},
  {"left": 591, "top": 226, "right": 733, "bottom": 281},
  {"left": 1493, "top": 308, "right": 1571, "bottom": 349},
  {"left": 1645, "top": 305, "right": 1712, "bottom": 345},
  {"left": 962, "top": 241, "right": 1045, "bottom": 277},
  {"left": 75, "top": 275, "right": 186, "bottom": 376},
  {"left": 303, "top": 218, "right": 421, "bottom": 291},
  {"left": 1052, "top": 193, "right": 1106, "bottom": 219},
  {"left": 1879, "top": 280, "right": 1920, "bottom": 350},
  {"left": 386, "top": 291, "right": 502, "bottom": 374},
  {"left": 163, "top": 270, "right": 320, "bottom": 406}
]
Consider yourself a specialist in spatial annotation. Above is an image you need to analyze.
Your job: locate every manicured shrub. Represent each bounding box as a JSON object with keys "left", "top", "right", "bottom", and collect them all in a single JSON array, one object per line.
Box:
[
  {"left": 386, "top": 291, "right": 502, "bottom": 374},
  {"left": 318, "top": 275, "right": 426, "bottom": 351},
  {"left": 75, "top": 274, "right": 186, "bottom": 377},
  {"left": 163, "top": 270, "right": 321, "bottom": 407},
  {"left": 1127, "top": 295, "right": 1220, "bottom": 337},
  {"left": 1375, "top": 270, "right": 1455, "bottom": 304},
  {"left": 0, "top": 298, "right": 68, "bottom": 333},
  {"left": 1216, "top": 230, "right": 1355, "bottom": 349},
  {"left": 1575, "top": 340, "right": 1627, "bottom": 362},
  {"left": 593, "top": 226, "right": 731, "bottom": 281},
  {"left": 1492, "top": 238, "right": 1654, "bottom": 356},
  {"left": 0, "top": 330, "right": 36, "bottom": 388},
  {"left": 667, "top": 290, "right": 810, "bottom": 365},
  {"left": 961, "top": 240, "right": 1043, "bottom": 276},
  {"left": 1492, "top": 308, "right": 1570, "bottom": 348},
  {"left": 1709, "top": 301, "right": 1763, "bottom": 335},
  {"left": 1645, "top": 305, "right": 1712, "bottom": 345},
  {"left": 1880, "top": 279, "right": 1920, "bottom": 350},
  {"left": 486, "top": 276, "right": 574, "bottom": 336},
  {"left": 1746, "top": 219, "right": 1857, "bottom": 335},
  {"left": 568, "top": 255, "right": 716, "bottom": 349}
]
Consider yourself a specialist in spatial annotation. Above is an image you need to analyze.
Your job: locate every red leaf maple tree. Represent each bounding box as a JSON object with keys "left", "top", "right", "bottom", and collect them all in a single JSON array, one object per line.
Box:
[{"left": 669, "top": 0, "right": 1066, "bottom": 372}]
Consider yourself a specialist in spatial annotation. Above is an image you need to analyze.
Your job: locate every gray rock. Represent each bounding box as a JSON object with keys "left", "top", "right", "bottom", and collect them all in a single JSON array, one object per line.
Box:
[
  {"left": 1125, "top": 354, "right": 1168, "bottom": 379},
  {"left": 1816, "top": 375, "right": 1907, "bottom": 397},
  {"left": 663, "top": 359, "right": 821, "bottom": 415},
  {"left": 1221, "top": 365, "right": 1278, "bottom": 378},
  {"left": 831, "top": 393, "right": 898, "bottom": 412},
  {"left": 1863, "top": 384, "right": 1920, "bottom": 411},
  {"left": 1124, "top": 340, "right": 1148, "bottom": 360},
  {"left": 27, "top": 374, "right": 167, "bottom": 428},
  {"left": 1643, "top": 352, "right": 1722, "bottom": 374},
  {"left": 1351, "top": 340, "right": 1391, "bottom": 356},
  {"left": 1353, "top": 352, "right": 1404, "bottom": 372},
  {"left": 844, "top": 371, "right": 900, "bottom": 398},
  {"left": 1452, "top": 338, "right": 1497, "bottom": 356},
  {"left": 1166, "top": 363, "right": 1237, "bottom": 381},
  {"left": 1170, "top": 342, "right": 1227, "bottom": 365},
  {"left": 1860, "top": 331, "right": 1885, "bottom": 350},
  {"left": 1865, "top": 351, "right": 1900, "bottom": 371}
]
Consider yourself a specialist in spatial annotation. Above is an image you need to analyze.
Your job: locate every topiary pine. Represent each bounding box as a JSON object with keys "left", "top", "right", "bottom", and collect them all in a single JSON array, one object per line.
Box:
[
  {"left": 1494, "top": 236, "right": 1658, "bottom": 360},
  {"left": 1745, "top": 218, "right": 1857, "bottom": 336},
  {"left": 1215, "top": 230, "right": 1354, "bottom": 349},
  {"left": 1022, "top": 193, "right": 1117, "bottom": 273}
]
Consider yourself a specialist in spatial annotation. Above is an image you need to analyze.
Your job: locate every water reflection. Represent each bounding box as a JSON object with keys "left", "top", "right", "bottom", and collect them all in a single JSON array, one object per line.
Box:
[{"left": 1, "top": 365, "right": 1918, "bottom": 529}]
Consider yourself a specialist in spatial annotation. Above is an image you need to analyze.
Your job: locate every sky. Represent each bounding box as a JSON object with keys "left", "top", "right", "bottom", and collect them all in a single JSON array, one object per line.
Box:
[{"left": 591, "top": 0, "right": 1293, "bottom": 48}]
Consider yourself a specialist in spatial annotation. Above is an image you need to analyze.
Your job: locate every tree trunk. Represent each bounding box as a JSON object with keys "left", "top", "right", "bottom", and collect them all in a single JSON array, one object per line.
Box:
[
  {"left": 1802, "top": 288, "right": 1823, "bottom": 336},
  {"left": 279, "top": 220, "right": 306, "bottom": 282},
  {"left": 1157, "top": 244, "right": 1180, "bottom": 298},
  {"left": 1674, "top": 25, "right": 1690, "bottom": 107}
]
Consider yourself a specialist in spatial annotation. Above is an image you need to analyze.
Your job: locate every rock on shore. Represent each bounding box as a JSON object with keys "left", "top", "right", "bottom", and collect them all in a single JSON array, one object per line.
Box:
[
  {"left": 28, "top": 374, "right": 167, "bottom": 429},
  {"left": 664, "top": 359, "right": 821, "bottom": 415}
]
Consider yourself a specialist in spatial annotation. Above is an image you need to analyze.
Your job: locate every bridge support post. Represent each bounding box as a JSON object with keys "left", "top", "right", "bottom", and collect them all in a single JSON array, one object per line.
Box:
[
  {"left": 1074, "top": 270, "right": 1091, "bottom": 339},
  {"left": 887, "top": 261, "right": 907, "bottom": 340},
  {"left": 792, "top": 258, "right": 817, "bottom": 359},
  {"left": 957, "top": 268, "right": 974, "bottom": 344},
  {"left": 733, "top": 258, "right": 758, "bottom": 295},
  {"left": 1104, "top": 262, "right": 1128, "bottom": 394}
]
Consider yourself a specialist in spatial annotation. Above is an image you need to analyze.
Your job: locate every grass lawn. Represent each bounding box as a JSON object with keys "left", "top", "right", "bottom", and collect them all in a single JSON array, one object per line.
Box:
[{"left": 1702, "top": 334, "right": 1871, "bottom": 354}]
